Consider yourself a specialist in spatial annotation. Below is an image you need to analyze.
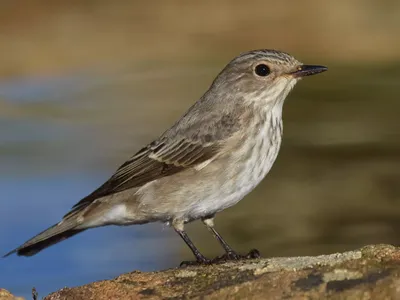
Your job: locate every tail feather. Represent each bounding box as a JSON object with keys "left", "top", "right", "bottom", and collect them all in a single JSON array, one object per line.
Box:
[{"left": 3, "top": 220, "right": 85, "bottom": 257}]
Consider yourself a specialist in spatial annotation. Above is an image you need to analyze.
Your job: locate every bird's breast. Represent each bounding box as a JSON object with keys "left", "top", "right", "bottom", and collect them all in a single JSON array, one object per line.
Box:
[
  {"left": 235, "top": 112, "right": 282, "bottom": 190},
  {"left": 203, "top": 110, "right": 283, "bottom": 215},
  {"left": 147, "top": 108, "right": 284, "bottom": 221}
]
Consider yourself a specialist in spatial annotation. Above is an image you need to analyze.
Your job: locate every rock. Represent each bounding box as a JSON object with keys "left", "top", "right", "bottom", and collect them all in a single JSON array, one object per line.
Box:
[
  {"left": 0, "top": 289, "right": 24, "bottom": 300},
  {"left": 45, "top": 244, "right": 400, "bottom": 299}
]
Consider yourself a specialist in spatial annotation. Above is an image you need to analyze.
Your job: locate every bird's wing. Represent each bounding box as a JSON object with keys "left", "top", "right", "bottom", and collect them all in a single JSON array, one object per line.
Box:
[{"left": 65, "top": 108, "right": 240, "bottom": 217}]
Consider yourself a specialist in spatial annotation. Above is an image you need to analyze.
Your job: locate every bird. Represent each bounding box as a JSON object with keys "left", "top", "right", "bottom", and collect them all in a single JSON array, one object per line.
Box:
[{"left": 4, "top": 49, "right": 327, "bottom": 264}]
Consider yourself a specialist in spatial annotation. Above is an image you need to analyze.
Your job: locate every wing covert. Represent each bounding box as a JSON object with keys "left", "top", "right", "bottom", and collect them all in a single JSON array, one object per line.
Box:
[{"left": 65, "top": 100, "right": 242, "bottom": 217}]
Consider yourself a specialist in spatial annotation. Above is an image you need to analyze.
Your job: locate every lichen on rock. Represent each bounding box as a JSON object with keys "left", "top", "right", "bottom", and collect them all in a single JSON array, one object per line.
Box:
[{"left": 35, "top": 244, "right": 400, "bottom": 299}]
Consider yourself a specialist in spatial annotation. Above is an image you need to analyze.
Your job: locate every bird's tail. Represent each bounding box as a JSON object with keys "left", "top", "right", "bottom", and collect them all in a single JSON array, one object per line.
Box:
[{"left": 3, "top": 219, "right": 85, "bottom": 257}]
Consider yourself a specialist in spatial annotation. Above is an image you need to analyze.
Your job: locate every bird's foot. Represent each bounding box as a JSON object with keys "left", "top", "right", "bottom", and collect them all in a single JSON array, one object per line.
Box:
[
  {"left": 212, "top": 248, "right": 261, "bottom": 263},
  {"left": 179, "top": 249, "right": 261, "bottom": 266},
  {"left": 180, "top": 256, "right": 212, "bottom": 267},
  {"left": 246, "top": 248, "right": 261, "bottom": 259}
]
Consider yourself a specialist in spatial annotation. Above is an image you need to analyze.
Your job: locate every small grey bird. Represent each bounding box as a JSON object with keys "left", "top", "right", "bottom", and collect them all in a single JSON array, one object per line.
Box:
[{"left": 4, "top": 49, "right": 327, "bottom": 263}]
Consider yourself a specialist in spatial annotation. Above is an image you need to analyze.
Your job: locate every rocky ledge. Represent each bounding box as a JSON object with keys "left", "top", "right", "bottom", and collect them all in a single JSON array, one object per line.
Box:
[
  {"left": 4, "top": 244, "right": 400, "bottom": 299},
  {"left": 0, "top": 289, "right": 24, "bottom": 300}
]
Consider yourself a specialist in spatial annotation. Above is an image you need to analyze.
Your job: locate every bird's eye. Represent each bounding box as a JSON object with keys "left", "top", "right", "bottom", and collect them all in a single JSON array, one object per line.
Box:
[{"left": 254, "top": 64, "right": 270, "bottom": 77}]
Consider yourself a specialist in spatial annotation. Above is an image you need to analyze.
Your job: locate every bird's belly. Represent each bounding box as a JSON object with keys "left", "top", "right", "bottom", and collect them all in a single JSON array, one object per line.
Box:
[{"left": 186, "top": 134, "right": 281, "bottom": 220}]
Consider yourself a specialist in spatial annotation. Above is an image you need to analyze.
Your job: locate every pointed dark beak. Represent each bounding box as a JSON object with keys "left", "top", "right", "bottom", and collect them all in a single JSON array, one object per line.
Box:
[{"left": 290, "top": 65, "right": 328, "bottom": 78}]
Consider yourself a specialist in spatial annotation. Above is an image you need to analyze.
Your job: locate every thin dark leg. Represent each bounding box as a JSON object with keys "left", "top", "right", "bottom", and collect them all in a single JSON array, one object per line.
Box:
[
  {"left": 175, "top": 228, "right": 210, "bottom": 265},
  {"left": 208, "top": 225, "right": 236, "bottom": 255},
  {"left": 202, "top": 216, "right": 261, "bottom": 261}
]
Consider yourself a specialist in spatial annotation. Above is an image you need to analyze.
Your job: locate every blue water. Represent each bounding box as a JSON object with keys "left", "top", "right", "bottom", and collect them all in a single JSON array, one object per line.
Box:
[
  {"left": 1, "top": 173, "right": 178, "bottom": 298},
  {"left": 0, "top": 75, "right": 180, "bottom": 298},
  {"left": 0, "top": 73, "right": 101, "bottom": 103}
]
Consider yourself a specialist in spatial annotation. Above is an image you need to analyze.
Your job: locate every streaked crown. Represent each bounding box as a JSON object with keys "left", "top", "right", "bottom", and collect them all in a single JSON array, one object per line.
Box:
[{"left": 209, "top": 49, "right": 326, "bottom": 106}]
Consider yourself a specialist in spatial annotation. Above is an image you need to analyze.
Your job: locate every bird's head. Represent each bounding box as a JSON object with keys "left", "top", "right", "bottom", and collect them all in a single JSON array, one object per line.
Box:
[{"left": 211, "top": 49, "right": 327, "bottom": 107}]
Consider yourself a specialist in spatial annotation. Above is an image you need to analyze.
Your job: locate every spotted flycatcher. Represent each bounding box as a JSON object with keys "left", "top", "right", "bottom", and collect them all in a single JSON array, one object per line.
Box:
[{"left": 5, "top": 49, "right": 327, "bottom": 264}]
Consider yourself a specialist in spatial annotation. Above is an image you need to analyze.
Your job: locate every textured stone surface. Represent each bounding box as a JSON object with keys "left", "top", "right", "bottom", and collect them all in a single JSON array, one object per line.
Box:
[
  {"left": 0, "top": 289, "right": 24, "bottom": 300},
  {"left": 43, "top": 244, "right": 400, "bottom": 299}
]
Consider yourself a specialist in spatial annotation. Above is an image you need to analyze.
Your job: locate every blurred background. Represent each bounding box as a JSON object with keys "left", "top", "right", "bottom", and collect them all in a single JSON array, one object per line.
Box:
[{"left": 1, "top": 0, "right": 399, "bottom": 298}]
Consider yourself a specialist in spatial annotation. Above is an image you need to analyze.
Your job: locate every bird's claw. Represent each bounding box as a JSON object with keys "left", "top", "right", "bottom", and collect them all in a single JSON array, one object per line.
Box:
[
  {"left": 180, "top": 257, "right": 212, "bottom": 267},
  {"left": 179, "top": 249, "right": 261, "bottom": 266},
  {"left": 223, "top": 251, "right": 241, "bottom": 260},
  {"left": 212, "top": 248, "right": 261, "bottom": 262},
  {"left": 246, "top": 248, "right": 261, "bottom": 259}
]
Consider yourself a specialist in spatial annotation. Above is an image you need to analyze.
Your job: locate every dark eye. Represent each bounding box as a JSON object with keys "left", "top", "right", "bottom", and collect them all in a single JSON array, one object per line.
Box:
[{"left": 254, "top": 64, "right": 270, "bottom": 77}]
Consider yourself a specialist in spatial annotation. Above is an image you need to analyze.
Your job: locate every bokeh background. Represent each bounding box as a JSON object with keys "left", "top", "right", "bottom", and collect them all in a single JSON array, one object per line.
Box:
[{"left": 1, "top": 1, "right": 399, "bottom": 298}]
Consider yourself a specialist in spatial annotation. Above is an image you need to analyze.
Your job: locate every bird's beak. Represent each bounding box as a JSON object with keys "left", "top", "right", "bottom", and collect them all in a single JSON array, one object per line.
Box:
[{"left": 290, "top": 65, "right": 328, "bottom": 78}]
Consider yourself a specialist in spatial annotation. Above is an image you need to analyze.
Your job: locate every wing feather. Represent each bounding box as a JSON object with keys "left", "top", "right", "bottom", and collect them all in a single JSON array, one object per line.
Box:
[
  {"left": 65, "top": 139, "right": 220, "bottom": 217},
  {"left": 64, "top": 101, "right": 242, "bottom": 218}
]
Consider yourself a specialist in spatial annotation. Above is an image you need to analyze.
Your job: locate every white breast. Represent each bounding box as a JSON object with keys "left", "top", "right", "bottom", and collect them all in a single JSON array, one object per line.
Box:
[
  {"left": 227, "top": 107, "right": 282, "bottom": 206},
  {"left": 187, "top": 103, "right": 283, "bottom": 219}
]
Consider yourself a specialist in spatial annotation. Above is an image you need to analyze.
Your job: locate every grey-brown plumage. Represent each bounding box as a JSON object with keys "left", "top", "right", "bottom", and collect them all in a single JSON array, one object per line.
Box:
[{"left": 4, "top": 49, "right": 327, "bottom": 262}]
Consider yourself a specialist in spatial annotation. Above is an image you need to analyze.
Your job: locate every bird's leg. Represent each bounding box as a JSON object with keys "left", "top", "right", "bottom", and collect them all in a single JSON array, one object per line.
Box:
[
  {"left": 173, "top": 220, "right": 211, "bottom": 266},
  {"left": 202, "top": 217, "right": 237, "bottom": 258},
  {"left": 202, "top": 216, "right": 261, "bottom": 261}
]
